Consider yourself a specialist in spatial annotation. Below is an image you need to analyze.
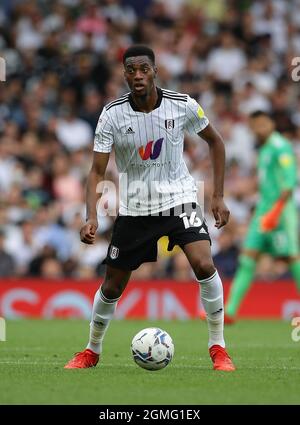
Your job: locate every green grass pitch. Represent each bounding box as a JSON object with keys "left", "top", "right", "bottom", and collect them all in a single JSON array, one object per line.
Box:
[{"left": 0, "top": 319, "right": 299, "bottom": 405}]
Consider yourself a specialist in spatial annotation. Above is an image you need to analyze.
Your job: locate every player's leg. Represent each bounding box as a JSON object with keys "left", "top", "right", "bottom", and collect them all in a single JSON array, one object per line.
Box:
[
  {"left": 65, "top": 214, "right": 160, "bottom": 369},
  {"left": 183, "top": 240, "right": 224, "bottom": 348},
  {"left": 278, "top": 209, "right": 300, "bottom": 292},
  {"left": 182, "top": 240, "right": 235, "bottom": 371},
  {"left": 86, "top": 265, "right": 131, "bottom": 355},
  {"left": 64, "top": 265, "right": 131, "bottom": 369},
  {"left": 225, "top": 249, "right": 259, "bottom": 320},
  {"left": 225, "top": 214, "right": 265, "bottom": 321}
]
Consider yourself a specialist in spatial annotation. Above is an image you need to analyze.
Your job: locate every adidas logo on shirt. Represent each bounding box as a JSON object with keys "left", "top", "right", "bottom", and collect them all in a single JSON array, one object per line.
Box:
[{"left": 125, "top": 127, "right": 135, "bottom": 134}]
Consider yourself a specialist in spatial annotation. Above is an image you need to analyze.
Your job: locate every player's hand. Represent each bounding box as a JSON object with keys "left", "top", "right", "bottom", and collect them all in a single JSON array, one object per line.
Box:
[
  {"left": 260, "top": 199, "right": 286, "bottom": 232},
  {"left": 260, "top": 212, "right": 279, "bottom": 232},
  {"left": 80, "top": 219, "right": 98, "bottom": 244},
  {"left": 211, "top": 196, "right": 230, "bottom": 229}
]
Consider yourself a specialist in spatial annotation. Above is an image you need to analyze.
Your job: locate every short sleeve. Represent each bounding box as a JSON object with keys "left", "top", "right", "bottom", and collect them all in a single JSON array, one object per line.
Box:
[
  {"left": 93, "top": 108, "right": 114, "bottom": 153},
  {"left": 277, "top": 147, "right": 297, "bottom": 190},
  {"left": 184, "top": 95, "right": 209, "bottom": 135}
]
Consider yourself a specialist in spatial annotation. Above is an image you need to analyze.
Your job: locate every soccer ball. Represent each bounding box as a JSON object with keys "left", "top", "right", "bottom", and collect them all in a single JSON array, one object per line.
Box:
[{"left": 131, "top": 327, "right": 174, "bottom": 371}]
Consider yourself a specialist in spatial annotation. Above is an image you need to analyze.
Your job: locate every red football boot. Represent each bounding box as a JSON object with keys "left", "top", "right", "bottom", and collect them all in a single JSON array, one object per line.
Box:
[
  {"left": 64, "top": 349, "right": 99, "bottom": 369},
  {"left": 209, "top": 345, "right": 236, "bottom": 371}
]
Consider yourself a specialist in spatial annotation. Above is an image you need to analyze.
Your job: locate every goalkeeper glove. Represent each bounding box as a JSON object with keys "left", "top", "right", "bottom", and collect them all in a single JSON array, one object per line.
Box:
[{"left": 260, "top": 199, "right": 286, "bottom": 232}]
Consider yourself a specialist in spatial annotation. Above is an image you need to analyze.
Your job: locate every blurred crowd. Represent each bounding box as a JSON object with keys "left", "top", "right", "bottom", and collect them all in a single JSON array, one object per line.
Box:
[{"left": 1, "top": 0, "right": 300, "bottom": 281}]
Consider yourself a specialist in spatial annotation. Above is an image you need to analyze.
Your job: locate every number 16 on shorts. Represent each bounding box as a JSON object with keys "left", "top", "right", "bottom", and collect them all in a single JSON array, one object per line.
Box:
[{"left": 0, "top": 317, "right": 6, "bottom": 341}]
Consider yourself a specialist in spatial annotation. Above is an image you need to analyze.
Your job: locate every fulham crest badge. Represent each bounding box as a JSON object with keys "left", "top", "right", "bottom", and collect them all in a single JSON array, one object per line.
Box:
[
  {"left": 165, "top": 119, "right": 175, "bottom": 130},
  {"left": 110, "top": 245, "right": 119, "bottom": 259}
]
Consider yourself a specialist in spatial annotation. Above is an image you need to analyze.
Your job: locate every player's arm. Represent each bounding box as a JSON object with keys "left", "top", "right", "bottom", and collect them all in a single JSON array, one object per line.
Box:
[
  {"left": 80, "top": 107, "right": 114, "bottom": 244},
  {"left": 80, "top": 152, "right": 110, "bottom": 244},
  {"left": 184, "top": 95, "right": 229, "bottom": 229},
  {"left": 198, "top": 123, "right": 230, "bottom": 229},
  {"left": 261, "top": 148, "right": 296, "bottom": 232}
]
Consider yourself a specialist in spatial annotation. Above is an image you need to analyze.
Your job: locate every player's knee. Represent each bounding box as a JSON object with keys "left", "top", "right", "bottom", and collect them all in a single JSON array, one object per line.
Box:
[
  {"left": 100, "top": 266, "right": 130, "bottom": 299},
  {"left": 193, "top": 259, "right": 216, "bottom": 281},
  {"left": 101, "top": 281, "right": 125, "bottom": 300}
]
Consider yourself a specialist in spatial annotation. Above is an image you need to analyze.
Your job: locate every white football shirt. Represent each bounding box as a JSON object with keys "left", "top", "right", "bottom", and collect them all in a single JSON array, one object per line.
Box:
[{"left": 94, "top": 88, "right": 209, "bottom": 215}]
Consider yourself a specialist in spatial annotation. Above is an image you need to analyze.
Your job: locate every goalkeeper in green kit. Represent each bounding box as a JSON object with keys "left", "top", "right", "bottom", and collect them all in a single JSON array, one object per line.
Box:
[{"left": 225, "top": 110, "right": 300, "bottom": 323}]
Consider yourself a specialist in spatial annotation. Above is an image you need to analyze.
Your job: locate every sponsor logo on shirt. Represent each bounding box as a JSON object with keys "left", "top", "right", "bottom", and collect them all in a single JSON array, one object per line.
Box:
[{"left": 138, "top": 138, "right": 164, "bottom": 160}]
